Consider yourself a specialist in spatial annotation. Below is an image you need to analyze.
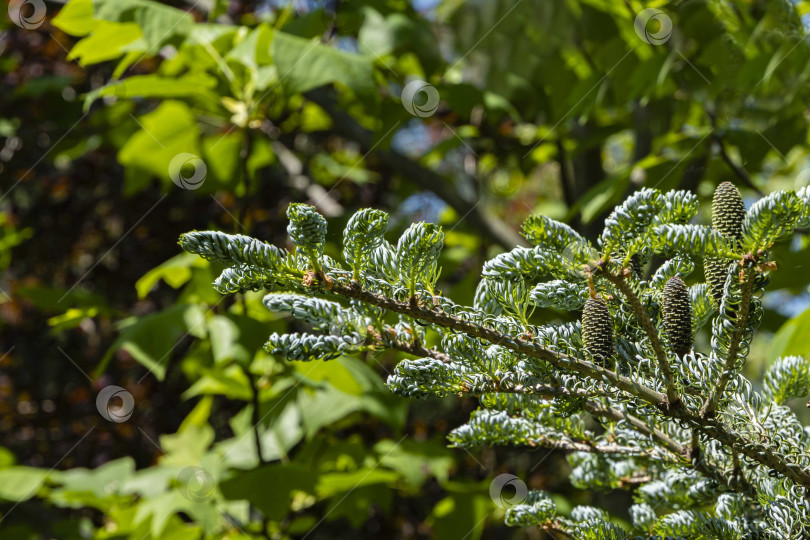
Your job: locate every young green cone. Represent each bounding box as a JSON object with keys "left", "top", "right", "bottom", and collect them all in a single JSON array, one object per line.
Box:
[
  {"left": 582, "top": 294, "right": 614, "bottom": 363},
  {"left": 705, "top": 182, "right": 745, "bottom": 303},
  {"left": 662, "top": 276, "right": 693, "bottom": 357},
  {"left": 711, "top": 181, "right": 746, "bottom": 239},
  {"left": 704, "top": 258, "right": 730, "bottom": 304}
]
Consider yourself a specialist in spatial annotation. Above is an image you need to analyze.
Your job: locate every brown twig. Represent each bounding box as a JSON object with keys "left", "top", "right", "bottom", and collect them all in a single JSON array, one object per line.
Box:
[
  {"left": 314, "top": 278, "right": 810, "bottom": 490},
  {"left": 526, "top": 438, "right": 672, "bottom": 459},
  {"left": 245, "top": 366, "right": 271, "bottom": 540},
  {"left": 304, "top": 88, "right": 526, "bottom": 250},
  {"left": 707, "top": 111, "right": 764, "bottom": 197},
  {"left": 601, "top": 269, "right": 680, "bottom": 407},
  {"left": 245, "top": 369, "right": 266, "bottom": 466},
  {"left": 388, "top": 336, "right": 453, "bottom": 364},
  {"left": 700, "top": 267, "right": 757, "bottom": 418},
  {"left": 387, "top": 332, "right": 757, "bottom": 496},
  {"left": 585, "top": 402, "right": 686, "bottom": 460}
]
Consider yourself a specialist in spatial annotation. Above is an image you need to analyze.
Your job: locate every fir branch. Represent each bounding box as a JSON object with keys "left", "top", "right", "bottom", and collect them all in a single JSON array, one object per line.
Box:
[
  {"left": 179, "top": 230, "right": 287, "bottom": 269},
  {"left": 763, "top": 355, "right": 810, "bottom": 404},
  {"left": 324, "top": 279, "right": 669, "bottom": 406},
  {"left": 584, "top": 403, "right": 754, "bottom": 498},
  {"left": 601, "top": 269, "right": 680, "bottom": 407},
  {"left": 184, "top": 185, "right": 810, "bottom": 534},
  {"left": 584, "top": 402, "right": 686, "bottom": 460},
  {"left": 309, "top": 277, "right": 810, "bottom": 490},
  {"left": 700, "top": 267, "right": 756, "bottom": 418},
  {"left": 388, "top": 339, "right": 452, "bottom": 364},
  {"left": 530, "top": 438, "right": 672, "bottom": 458}
]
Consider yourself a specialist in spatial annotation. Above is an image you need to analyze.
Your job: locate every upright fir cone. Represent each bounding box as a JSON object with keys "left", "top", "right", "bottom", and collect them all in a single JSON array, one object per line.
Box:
[
  {"left": 711, "top": 181, "right": 746, "bottom": 239},
  {"left": 662, "top": 276, "right": 693, "bottom": 357},
  {"left": 582, "top": 293, "right": 614, "bottom": 363},
  {"left": 704, "top": 257, "right": 731, "bottom": 304},
  {"left": 704, "top": 182, "right": 746, "bottom": 304}
]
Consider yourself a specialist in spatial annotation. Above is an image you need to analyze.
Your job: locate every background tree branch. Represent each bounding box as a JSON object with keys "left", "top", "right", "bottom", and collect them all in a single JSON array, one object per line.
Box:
[{"left": 305, "top": 88, "right": 527, "bottom": 250}]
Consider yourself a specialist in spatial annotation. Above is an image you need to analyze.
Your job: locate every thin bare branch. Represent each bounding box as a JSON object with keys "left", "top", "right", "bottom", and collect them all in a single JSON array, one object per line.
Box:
[
  {"left": 313, "top": 277, "right": 810, "bottom": 490},
  {"left": 701, "top": 267, "right": 757, "bottom": 418},
  {"left": 601, "top": 269, "right": 680, "bottom": 407}
]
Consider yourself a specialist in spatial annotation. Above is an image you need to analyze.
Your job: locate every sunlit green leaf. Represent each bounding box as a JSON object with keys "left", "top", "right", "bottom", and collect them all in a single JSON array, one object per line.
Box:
[
  {"left": 271, "top": 32, "right": 377, "bottom": 99},
  {"left": 97, "top": 304, "right": 207, "bottom": 379}
]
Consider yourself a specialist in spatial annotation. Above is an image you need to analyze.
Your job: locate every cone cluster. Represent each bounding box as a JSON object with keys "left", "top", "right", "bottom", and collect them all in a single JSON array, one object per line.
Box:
[
  {"left": 704, "top": 182, "right": 745, "bottom": 304},
  {"left": 582, "top": 295, "right": 614, "bottom": 362},
  {"left": 662, "top": 276, "right": 692, "bottom": 357}
]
